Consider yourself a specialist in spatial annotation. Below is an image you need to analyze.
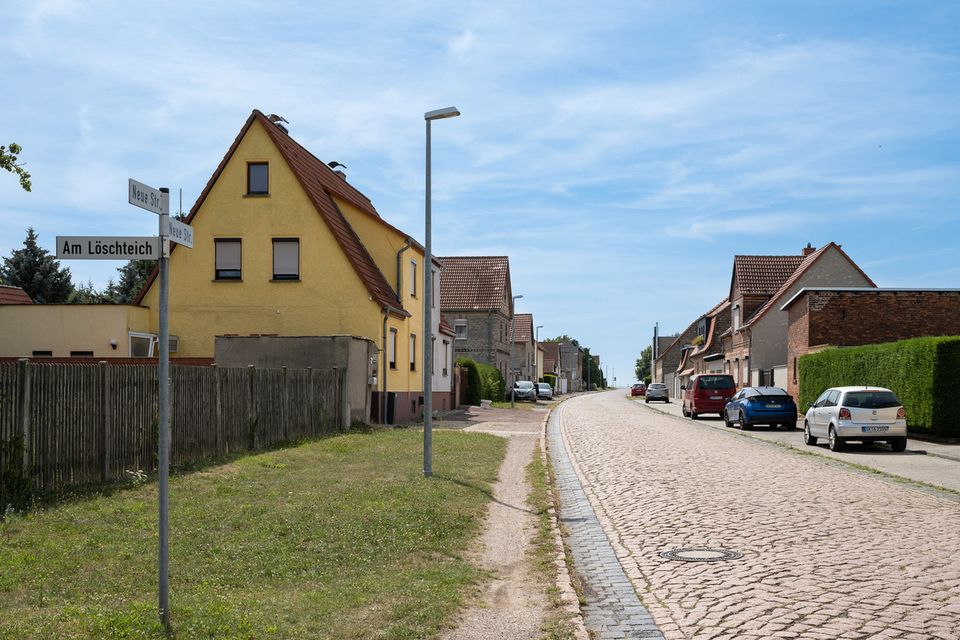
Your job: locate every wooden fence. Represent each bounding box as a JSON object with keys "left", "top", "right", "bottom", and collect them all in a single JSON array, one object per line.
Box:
[{"left": 0, "top": 360, "right": 347, "bottom": 499}]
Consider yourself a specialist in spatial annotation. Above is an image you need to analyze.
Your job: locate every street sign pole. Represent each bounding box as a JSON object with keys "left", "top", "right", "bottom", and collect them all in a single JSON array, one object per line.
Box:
[{"left": 157, "top": 187, "right": 171, "bottom": 629}]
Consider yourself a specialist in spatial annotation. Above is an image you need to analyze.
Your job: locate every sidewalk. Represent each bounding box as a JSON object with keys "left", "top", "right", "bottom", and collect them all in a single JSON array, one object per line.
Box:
[{"left": 634, "top": 394, "right": 960, "bottom": 493}]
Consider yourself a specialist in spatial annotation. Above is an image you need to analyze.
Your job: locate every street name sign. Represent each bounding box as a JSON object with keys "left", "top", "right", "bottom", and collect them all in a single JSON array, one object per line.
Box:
[
  {"left": 56, "top": 236, "right": 161, "bottom": 260},
  {"left": 163, "top": 217, "right": 194, "bottom": 248},
  {"left": 129, "top": 178, "right": 169, "bottom": 215}
]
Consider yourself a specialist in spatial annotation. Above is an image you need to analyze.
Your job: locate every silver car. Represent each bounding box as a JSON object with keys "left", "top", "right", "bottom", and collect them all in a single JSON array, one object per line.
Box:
[
  {"left": 645, "top": 383, "right": 669, "bottom": 403},
  {"left": 536, "top": 382, "right": 553, "bottom": 400},
  {"left": 512, "top": 380, "right": 537, "bottom": 401},
  {"left": 803, "top": 386, "right": 907, "bottom": 452}
]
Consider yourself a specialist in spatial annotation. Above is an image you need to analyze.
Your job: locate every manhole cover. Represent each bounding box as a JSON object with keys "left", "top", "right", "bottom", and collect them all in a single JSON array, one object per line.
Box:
[{"left": 659, "top": 547, "right": 743, "bottom": 562}]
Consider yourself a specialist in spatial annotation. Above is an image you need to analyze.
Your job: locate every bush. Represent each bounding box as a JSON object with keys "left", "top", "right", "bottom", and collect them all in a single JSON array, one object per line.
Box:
[
  {"left": 798, "top": 335, "right": 960, "bottom": 437},
  {"left": 455, "top": 357, "right": 482, "bottom": 406},
  {"left": 476, "top": 363, "right": 505, "bottom": 401}
]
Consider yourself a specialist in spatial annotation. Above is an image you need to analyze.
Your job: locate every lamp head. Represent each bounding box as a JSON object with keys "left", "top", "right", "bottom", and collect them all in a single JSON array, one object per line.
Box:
[{"left": 425, "top": 106, "right": 461, "bottom": 121}]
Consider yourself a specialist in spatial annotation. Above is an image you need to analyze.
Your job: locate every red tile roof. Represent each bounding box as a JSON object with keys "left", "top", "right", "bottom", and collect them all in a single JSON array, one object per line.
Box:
[
  {"left": 540, "top": 341, "right": 560, "bottom": 363},
  {"left": 0, "top": 285, "right": 32, "bottom": 304},
  {"left": 438, "top": 256, "right": 511, "bottom": 311},
  {"left": 513, "top": 313, "right": 533, "bottom": 342},
  {"left": 744, "top": 242, "right": 875, "bottom": 327},
  {"left": 136, "top": 110, "right": 406, "bottom": 316},
  {"left": 731, "top": 254, "right": 806, "bottom": 296}
]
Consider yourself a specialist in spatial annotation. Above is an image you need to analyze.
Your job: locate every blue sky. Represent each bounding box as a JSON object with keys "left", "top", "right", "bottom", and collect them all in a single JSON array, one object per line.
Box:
[{"left": 2, "top": 1, "right": 959, "bottom": 384}]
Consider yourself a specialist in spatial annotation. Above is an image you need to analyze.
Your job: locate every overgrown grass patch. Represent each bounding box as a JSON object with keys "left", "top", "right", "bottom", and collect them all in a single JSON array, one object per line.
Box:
[{"left": 0, "top": 429, "right": 506, "bottom": 639}]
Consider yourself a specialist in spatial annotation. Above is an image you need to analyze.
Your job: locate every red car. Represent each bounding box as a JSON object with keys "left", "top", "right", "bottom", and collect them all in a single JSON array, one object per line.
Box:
[
  {"left": 682, "top": 374, "right": 736, "bottom": 418},
  {"left": 631, "top": 383, "right": 646, "bottom": 396}
]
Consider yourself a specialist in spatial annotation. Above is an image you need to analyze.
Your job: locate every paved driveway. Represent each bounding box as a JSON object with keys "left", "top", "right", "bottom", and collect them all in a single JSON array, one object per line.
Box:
[{"left": 558, "top": 391, "right": 960, "bottom": 639}]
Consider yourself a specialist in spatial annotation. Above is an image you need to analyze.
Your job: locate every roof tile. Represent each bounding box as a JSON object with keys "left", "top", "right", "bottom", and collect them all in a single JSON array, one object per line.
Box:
[
  {"left": 438, "top": 256, "right": 510, "bottom": 311},
  {"left": 0, "top": 285, "right": 32, "bottom": 304}
]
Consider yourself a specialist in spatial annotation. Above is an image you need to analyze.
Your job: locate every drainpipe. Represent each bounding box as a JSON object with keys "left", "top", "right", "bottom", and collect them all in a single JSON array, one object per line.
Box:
[
  {"left": 381, "top": 304, "right": 405, "bottom": 424},
  {"left": 396, "top": 238, "right": 413, "bottom": 303}
]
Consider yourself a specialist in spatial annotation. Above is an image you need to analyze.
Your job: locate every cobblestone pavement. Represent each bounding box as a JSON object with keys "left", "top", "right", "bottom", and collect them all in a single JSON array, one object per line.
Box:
[
  {"left": 548, "top": 403, "right": 664, "bottom": 639},
  {"left": 560, "top": 391, "right": 960, "bottom": 640}
]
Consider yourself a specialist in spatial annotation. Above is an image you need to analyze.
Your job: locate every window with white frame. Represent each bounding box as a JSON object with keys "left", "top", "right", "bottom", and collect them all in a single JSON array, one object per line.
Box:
[
  {"left": 215, "top": 239, "right": 242, "bottom": 280},
  {"left": 389, "top": 329, "right": 397, "bottom": 369},
  {"left": 410, "top": 334, "right": 416, "bottom": 371},
  {"left": 410, "top": 260, "right": 417, "bottom": 296},
  {"left": 455, "top": 320, "right": 467, "bottom": 340},
  {"left": 443, "top": 340, "right": 449, "bottom": 376}
]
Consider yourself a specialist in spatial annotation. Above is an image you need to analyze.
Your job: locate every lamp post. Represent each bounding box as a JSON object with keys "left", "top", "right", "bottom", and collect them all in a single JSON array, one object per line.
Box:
[
  {"left": 509, "top": 294, "right": 523, "bottom": 408},
  {"left": 535, "top": 324, "right": 543, "bottom": 384},
  {"left": 423, "top": 105, "right": 460, "bottom": 479}
]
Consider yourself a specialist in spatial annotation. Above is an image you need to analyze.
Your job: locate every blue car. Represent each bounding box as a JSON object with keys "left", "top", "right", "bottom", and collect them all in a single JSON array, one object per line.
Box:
[{"left": 723, "top": 386, "right": 798, "bottom": 430}]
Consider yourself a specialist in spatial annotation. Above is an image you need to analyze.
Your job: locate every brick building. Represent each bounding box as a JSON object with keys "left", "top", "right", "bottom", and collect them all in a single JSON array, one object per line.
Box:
[
  {"left": 511, "top": 312, "right": 537, "bottom": 383},
  {"left": 438, "top": 256, "right": 514, "bottom": 379},
  {"left": 782, "top": 287, "right": 960, "bottom": 399}
]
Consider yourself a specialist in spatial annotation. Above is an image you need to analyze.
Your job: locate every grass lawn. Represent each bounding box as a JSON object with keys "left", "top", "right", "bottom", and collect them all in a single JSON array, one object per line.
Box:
[{"left": 0, "top": 429, "right": 506, "bottom": 639}]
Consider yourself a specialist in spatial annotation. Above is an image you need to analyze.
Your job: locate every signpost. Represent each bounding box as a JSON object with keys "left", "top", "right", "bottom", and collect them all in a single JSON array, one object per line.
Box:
[{"left": 56, "top": 178, "right": 193, "bottom": 630}]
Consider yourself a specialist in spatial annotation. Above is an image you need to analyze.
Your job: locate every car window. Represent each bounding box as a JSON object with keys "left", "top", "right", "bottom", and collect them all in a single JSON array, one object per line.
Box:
[
  {"left": 697, "top": 375, "right": 735, "bottom": 390},
  {"left": 843, "top": 391, "right": 900, "bottom": 409},
  {"left": 814, "top": 390, "right": 831, "bottom": 407},
  {"left": 824, "top": 390, "right": 840, "bottom": 407}
]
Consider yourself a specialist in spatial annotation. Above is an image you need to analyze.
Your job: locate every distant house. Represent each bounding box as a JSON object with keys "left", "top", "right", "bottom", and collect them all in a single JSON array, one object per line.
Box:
[
  {"left": 0, "top": 285, "right": 32, "bottom": 305},
  {"left": 558, "top": 341, "right": 583, "bottom": 391},
  {"left": 438, "top": 256, "right": 515, "bottom": 379},
  {"left": 676, "top": 299, "right": 730, "bottom": 391},
  {"left": 541, "top": 341, "right": 562, "bottom": 392},
  {"left": 721, "top": 242, "right": 873, "bottom": 388},
  {"left": 511, "top": 313, "right": 536, "bottom": 383},
  {"left": 781, "top": 287, "right": 960, "bottom": 400}
]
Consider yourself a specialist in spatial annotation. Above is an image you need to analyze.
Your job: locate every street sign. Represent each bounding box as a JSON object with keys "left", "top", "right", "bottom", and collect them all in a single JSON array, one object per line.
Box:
[
  {"left": 129, "top": 178, "right": 169, "bottom": 215},
  {"left": 163, "top": 217, "right": 194, "bottom": 248},
  {"left": 56, "top": 236, "right": 160, "bottom": 260}
]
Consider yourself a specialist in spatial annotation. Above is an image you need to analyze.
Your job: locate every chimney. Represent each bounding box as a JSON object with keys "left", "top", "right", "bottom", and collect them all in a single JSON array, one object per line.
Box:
[
  {"left": 334, "top": 169, "right": 346, "bottom": 180},
  {"left": 802, "top": 242, "right": 815, "bottom": 257}
]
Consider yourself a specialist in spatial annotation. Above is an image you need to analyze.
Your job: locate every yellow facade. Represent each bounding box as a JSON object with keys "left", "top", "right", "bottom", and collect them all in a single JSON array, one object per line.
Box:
[
  {"left": 138, "top": 116, "right": 423, "bottom": 394},
  {"left": 0, "top": 304, "right": 150, "bottom": 357}
]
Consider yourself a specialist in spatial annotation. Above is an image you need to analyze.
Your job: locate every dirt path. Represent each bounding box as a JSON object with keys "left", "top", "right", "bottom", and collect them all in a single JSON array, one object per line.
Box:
[{"left": 440, "top": 412, "right": 549, "bottom": 640}]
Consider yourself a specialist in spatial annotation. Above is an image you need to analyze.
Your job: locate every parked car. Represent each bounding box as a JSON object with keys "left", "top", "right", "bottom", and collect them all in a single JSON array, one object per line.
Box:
[
  {"left": 645, "top": 383, "right": 669, "bottom": 403},
  {"left": 512, "top": 380, "right": 537, "bottom": 401},
  {"left": 803, "top": 386, "right": 907, "bottom": 452},
  {"left": 630, "top": 383, "right": 646, "bottom": 397},
  {"left": 536, "top": 382, "right": 553, "bottom": 399},
  {"left": 681, "top": 374, "right": 736, "bottom": 419},
  {"left": 723, "top": 386, "right": 798, "bottom": 430}
]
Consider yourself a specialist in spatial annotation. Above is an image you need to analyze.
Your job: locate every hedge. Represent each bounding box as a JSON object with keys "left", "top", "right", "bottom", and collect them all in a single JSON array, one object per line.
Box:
[
  {"left": 798, "top": 335, "right": 960, "bottom": 437},
  {"left": 477, "top": 363, "right": 506, "bottom": 402},
  {"left": 455, "top": 357, "right": 482, "bottom": 406}
]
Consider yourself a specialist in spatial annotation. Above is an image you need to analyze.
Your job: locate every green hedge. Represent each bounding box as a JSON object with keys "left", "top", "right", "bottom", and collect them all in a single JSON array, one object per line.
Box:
[
  {"left": 455, "top": 358, "right": 482, "bottom": 406},
  {"left": 477, "top": 363, "right": 506, "bottom": 402},
  {"left": 798, "top": 336, "right": 960, "bottom": 437}
]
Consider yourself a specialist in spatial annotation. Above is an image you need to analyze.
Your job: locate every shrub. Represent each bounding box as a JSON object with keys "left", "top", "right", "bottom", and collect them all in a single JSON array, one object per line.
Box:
[
  {"left": 798, "top": 335, "right": 960, "bottom": 437},
  {"left": 455, "top": 357, "right": 482, "bottom": 406},
  {"left": 476, "top": 363, "right": 505, "bottom": 401}
]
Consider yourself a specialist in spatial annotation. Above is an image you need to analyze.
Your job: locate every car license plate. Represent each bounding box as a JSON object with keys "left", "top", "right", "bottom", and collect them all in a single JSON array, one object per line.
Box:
[
  {"left": 766, "top": 404, "right": 782, "bottom": 409},
  {"left": 711, "top": 396, "right": 722, "bottom": 400},
  {"left": 861, "top": 425, "right": 889, "bottom": 433}
]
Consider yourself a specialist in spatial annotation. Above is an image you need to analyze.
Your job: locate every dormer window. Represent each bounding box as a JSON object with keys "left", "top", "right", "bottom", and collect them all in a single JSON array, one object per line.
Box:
[{"left": 247, "top": 162, "right": 269, "bottom": 195}]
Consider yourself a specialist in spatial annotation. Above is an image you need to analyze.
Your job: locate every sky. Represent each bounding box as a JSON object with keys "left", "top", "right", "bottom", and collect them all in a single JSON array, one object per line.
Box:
[{"left": 2, "top": 1, "right": 959, "bottom": 385}]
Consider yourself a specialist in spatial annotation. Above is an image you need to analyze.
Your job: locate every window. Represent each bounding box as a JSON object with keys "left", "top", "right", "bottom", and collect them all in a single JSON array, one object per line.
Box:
[
  {"left": 272, "top": 239, "right": 299, "bottom": 280},
  {"left": 443, "top": 340, "right": 449, "bottom": 376},
  {"left": 70, "top": 351, "right": 94, "bottom": 357},
  {"left": 247, "top": 162, "right": 269, "bottom": 195},
  {"left": 32, "top": 350, "right": 52, "bottom": 357},
  {"left": 389, "top": 329, "right": 397, "bottom": 369},
  {"left": 732, "top": 305, "right": 741, "bottom": 331},
  {"left": 215, "top": 239, "right": 242, "bottom": 280},
  {"left": 410, "top": 334, "right": 416, "bottom": 371},
  {"left": 455, "top": 320, "right": 467, "bottom": 340},
  {"left": 129, "top": 333, "right": 154, "bottom": 357},
  {"left": 410, "top": 260, "right": 417, "bottom": 296}
]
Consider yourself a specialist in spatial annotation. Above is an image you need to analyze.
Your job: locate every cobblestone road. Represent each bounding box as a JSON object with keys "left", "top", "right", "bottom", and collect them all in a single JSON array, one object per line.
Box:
[{"left": 559, "top": 391, "right": 960, "bottom": 640}]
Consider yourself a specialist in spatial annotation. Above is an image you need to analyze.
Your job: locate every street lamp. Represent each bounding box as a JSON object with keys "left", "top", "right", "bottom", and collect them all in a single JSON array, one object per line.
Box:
[
  {"left": 535, "top": 325, "right": 543, "bottom": 384},
  {"left": 423, "top": 105, "right": 460, "bottom": 479},
  {"left": 509, "top": 294, "right": 523, "bottom": 408}
]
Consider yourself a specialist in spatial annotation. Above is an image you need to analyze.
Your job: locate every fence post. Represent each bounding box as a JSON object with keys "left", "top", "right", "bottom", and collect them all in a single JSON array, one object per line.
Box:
[
  {"left": 246, "top": 365, "right": 257, "bottom": 450},
  {"left": 100, "top": 361, "right": 112, "bottom": 482},
  {"left": 212, "top": 364, "right": 223, "bottom": 455},
  {"left": 339, "top": 368, "right": 350, "bottom": 430},
  {"left": 17, "top": 358, "right": 31, "bottom": 484}
]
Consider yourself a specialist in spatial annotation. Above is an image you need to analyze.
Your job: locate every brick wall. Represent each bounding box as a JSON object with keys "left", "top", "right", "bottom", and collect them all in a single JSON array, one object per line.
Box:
[
  {"left": 786, "top": 299, "right": 810, "bottom": 399},
  {"left": 448, "top": 310, "right": 510, "bottom": 374}
]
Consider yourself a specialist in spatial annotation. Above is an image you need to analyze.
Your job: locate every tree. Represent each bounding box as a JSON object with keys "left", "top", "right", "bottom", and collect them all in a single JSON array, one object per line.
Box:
[
  {"left": 1, "top": 143, "right": 31, "bottom": 191},
  {"left": 581, "top": 347, "right": 606, "bottom": 390},
  {"left": 69, "top": 279, "right": 113, "bottom": 304},
  {"left": 636, "top": 346, "right": 652, "bottom": 381},
  {"left": 0, "top": 228, "right": 73, "bottom": 303},
  {"left": 113, "top": 259, "right": 155, "bottom": 303}
]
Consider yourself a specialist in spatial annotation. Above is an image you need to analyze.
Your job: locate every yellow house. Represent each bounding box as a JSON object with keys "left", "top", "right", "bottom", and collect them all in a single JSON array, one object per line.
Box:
[{"left": 137, "top": 110, "right": 427, "bottom": 423}]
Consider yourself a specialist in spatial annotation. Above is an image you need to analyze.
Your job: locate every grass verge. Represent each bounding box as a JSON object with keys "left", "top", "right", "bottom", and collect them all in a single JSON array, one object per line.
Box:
[
  {"left": 0, "top": 429, "right": 506, "bottom": 639},
  {"left": 525, "top": 442, "right": 578, "bottom": 640}
]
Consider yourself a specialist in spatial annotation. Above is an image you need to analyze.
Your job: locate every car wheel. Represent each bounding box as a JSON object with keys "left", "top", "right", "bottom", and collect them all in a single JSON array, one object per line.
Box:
[
  {"left": 690, "top": 408, "right": 698, "bottom": 419},
  {"left": 828, "top": 426, "right": 844, "bottom": 452},
  {"left": 890, "top": 437, "right": 907, "bottom": 452},
  {"left": 681, "top": 404, "right": 688, "bottom": 417},
  {"left": 784, "top": 422, "right": 797, "bottom": 431},
  {"left": 723, "top": 410, "right": 733, "bottom": 429},
  {"left": 803, "top": 421, "right": 817, "bottom": 445},
  {"left": 644, "top": 398, "right": 649, "bottom": 403},
  {"left": 738, "top": 411, "right": 747, "bottom": 430}
]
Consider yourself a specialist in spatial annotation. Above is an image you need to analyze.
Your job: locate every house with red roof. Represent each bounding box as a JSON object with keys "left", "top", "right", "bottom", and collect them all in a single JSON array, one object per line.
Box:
[
  {"left": 512, "top": 312, "right": 537, "bottom": 383},
  {"left": 720, "top": 242, "right": 874, "bottom": 387}
]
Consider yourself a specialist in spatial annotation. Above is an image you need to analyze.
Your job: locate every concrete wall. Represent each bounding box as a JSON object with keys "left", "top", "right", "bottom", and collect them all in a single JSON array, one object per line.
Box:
[
  {"left": 215, "top": 335, "right": 376, "bottom": 424},
  {"left": 0, "top": 304, "right": 151, "bottom": 357}
]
